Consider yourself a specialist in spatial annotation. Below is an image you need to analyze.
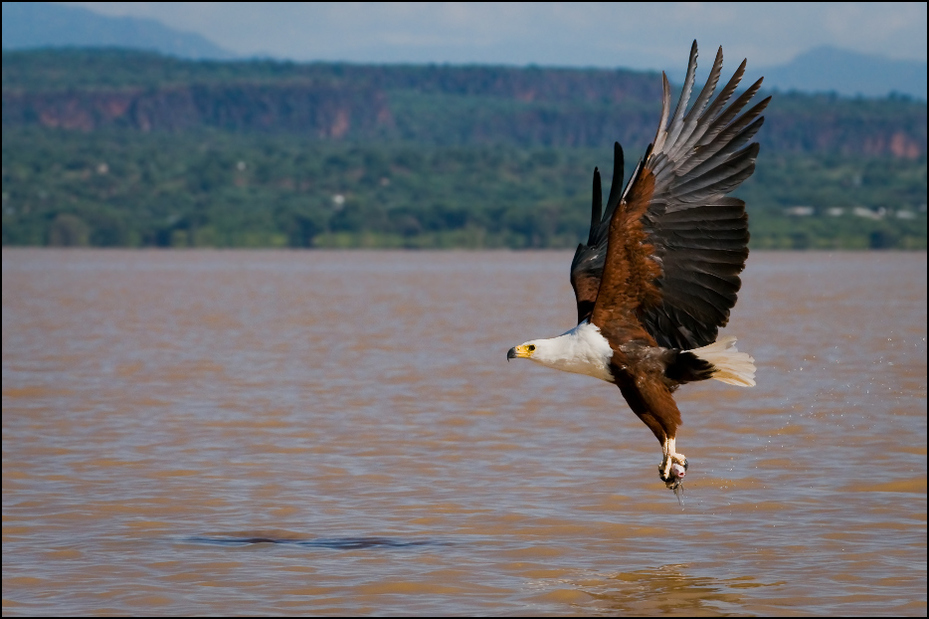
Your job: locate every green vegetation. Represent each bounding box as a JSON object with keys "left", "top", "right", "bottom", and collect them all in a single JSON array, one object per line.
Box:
[
  {"left": 2, "top": 49, "right": 926, "bottom": 249},
  {"left": 3, "top": 127, "right": 925, "bottom": 249},
  {"left": 740, "top": 152, "right": 927, "bottom": 249}
]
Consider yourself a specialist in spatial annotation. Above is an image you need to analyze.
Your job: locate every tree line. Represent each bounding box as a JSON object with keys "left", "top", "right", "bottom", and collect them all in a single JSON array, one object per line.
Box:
[{"left": 2, "top": 49, "right": 926, "bottom": 249}]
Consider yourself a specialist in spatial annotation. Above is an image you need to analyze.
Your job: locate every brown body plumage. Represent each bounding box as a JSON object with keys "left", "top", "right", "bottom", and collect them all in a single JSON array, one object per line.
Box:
[{"left": 508, "top": 41, "right": 768, "bottom": 496}]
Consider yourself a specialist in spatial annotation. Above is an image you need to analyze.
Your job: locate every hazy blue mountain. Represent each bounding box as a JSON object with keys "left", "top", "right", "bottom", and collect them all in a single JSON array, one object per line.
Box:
[
  {"left": 760, "top": 46, "right": 927, "bottom": 100},
  {"left": 3, "top": 3, "right": 925, "bottom": 100},
  {"left": 1, "top": 2, "right": 234, "bottom": 60}
]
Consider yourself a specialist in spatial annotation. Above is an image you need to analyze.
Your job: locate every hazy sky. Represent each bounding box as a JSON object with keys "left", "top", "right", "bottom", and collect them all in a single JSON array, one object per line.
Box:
[{"left": 65, "top": 2, "right": 927, "bottom": 70}]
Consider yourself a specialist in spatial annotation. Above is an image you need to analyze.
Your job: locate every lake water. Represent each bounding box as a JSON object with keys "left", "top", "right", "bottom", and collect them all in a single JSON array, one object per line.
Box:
[{"left": 2, "top": 249, "right": 926, "bottom": 616}]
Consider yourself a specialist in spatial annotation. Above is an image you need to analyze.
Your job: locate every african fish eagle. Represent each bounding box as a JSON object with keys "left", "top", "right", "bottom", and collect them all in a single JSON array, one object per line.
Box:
[{"left": 507, "top": 41, "right": 768, "bottom": 498}]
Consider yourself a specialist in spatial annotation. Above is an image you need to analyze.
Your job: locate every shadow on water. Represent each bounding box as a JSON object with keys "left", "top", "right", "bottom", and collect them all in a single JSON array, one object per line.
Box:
[{"left": 186, "top": 535, "right": 451, "bottom": 550}]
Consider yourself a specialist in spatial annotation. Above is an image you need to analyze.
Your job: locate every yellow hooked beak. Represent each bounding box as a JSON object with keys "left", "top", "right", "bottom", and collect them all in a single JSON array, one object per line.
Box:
[{"left": 506, "top": 344, "right": 535, "bottom": 360}]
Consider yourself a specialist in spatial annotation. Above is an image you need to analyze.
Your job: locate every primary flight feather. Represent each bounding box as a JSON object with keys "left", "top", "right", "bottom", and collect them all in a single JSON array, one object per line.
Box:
[{"left": 507, "top": 41, "right": 769, "bottom": 497}]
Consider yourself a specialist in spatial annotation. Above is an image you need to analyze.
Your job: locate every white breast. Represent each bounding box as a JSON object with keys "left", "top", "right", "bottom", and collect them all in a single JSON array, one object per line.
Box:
[{"left": 529, "top": 321, "right": 615, "bottom": 383}]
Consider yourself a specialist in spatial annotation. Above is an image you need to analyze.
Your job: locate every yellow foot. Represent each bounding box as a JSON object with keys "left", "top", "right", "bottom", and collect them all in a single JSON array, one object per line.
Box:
[
  {"left": 658, "top": 437, "right": 688, "bottom": 490},
  {"left": 659, "top": 452, "right": 688, "bottom": 489}
]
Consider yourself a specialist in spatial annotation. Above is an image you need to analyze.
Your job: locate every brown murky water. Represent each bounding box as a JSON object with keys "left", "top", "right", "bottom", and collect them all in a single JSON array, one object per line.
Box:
[{"left": 2, "top": 249, "right": 926, "bottom": 616}]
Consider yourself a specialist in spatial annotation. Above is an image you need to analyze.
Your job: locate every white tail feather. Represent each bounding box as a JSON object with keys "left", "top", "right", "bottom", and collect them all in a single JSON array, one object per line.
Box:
[{"left": 689, "top": 336, "right": 756, "bottom": 387}]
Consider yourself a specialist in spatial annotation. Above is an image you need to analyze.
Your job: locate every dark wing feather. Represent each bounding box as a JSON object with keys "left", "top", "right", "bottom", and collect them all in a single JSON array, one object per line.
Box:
[
  {"left": 571, "top": 142, "right": 623, "bottom": 323},
  {"left": 640, "top": 43, "right": 769, "bottom": 349},
  {"left": 576, "top": 40, "right": 769, "bottom": 349}
]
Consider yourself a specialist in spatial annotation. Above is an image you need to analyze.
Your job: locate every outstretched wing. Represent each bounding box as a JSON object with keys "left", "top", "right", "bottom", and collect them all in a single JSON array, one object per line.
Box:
[
  {"left": 575, "top": 41, "right": 770, "bottom": 349},
  {"left": 570, "top": 142, "right": 623, "bottom": 324}
]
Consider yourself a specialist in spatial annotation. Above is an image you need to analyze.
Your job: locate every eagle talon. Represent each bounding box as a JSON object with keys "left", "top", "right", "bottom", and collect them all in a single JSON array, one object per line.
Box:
[{"left": 659, "top": 453, "right": 688, "bottom": 489}]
